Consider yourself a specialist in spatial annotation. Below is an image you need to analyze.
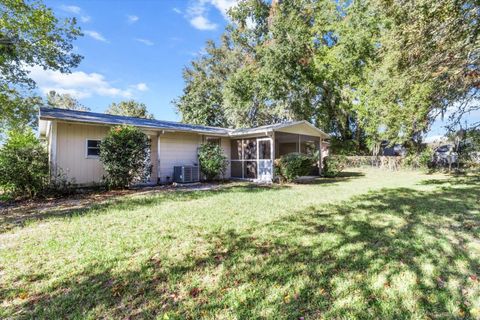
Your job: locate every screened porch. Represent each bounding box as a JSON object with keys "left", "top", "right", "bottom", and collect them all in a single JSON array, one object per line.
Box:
[{"left": 229, "top": 132, "right": 322, "bottom": 181}]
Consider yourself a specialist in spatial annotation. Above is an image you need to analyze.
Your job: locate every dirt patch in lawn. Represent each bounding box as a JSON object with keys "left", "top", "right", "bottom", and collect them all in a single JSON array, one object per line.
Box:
[{"left": 0, "top": 182, "right": 235, "bottom": 233}]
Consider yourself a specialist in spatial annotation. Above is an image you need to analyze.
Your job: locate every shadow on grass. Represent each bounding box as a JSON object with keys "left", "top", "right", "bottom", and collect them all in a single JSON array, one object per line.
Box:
[
  {"left": 4, "top": 175, "right": 479, "bottom": 319},
  {"left": 0, "top": 183, "right": 290, "bottom": 234}
]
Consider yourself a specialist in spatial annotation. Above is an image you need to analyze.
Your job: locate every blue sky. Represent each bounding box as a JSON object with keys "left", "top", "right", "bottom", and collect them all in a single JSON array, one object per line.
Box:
[
  {"left": 32, "top": 0, "right": 478, "bottom": 139},
  {"left": 33, "top": 0, "right": 234, "bottom": 122}
]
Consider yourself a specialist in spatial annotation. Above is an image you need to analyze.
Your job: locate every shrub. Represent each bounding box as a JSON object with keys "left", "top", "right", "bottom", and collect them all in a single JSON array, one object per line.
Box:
[
  {"left": 0, "top": 129, "right": 49, "bottom": 197},
  {"left": 42, "top": 169, "right": 77, "bottom": 197},
  {"left": 276, "top": 152, "right": 315, "bottom": 182},
  {"left": 403, "top": 148, "right": 434, "bottom": 170},
  {"left": 323, "top": 155, "right": 347, "bottom": 177},
  {"left": 100, "top": 125, "right": 151, "bottom": 188},
  {"left": 198, "top": 143, "right": 228, "bottom": 181},
  {"left": 419, "top": 148, "right": 434, "bottom": 168}
]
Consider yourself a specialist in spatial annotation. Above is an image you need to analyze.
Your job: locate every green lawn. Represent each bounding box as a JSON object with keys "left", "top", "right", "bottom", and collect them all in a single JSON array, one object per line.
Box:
[{"left": 1, "top": 169, "right": 479, "bottom": 319}]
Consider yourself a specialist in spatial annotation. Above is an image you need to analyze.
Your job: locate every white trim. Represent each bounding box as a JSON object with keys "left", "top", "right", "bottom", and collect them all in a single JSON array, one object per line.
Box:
[
  {"left": 271, "top": 131, "right": 276, "bottom": 180},
  {"left": 257, "top": 137, "right": 273, "bottom": 182},
  {"left": 49, "top": 121, "right": 57, "bottom": 178},
  {"left": 157, "top": 134, "right": 161, "bottom": 182},
  {"left": 85, "top": 138, "right": 101, "bottom": 159}
]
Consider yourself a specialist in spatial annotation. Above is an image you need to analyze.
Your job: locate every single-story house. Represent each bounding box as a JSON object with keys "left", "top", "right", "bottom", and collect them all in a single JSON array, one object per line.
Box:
[{"left": 39, "top": 107, "right": 330, "bottom": 185}]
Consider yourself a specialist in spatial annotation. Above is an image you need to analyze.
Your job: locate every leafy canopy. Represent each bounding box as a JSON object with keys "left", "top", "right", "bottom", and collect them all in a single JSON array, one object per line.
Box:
[
  {"left": 176, "top": 0, "right": 479, "bottom": 152},
  {"left": 45, "top": 90, "right": 90, "bottom": 111},
  {"left": 105, "top": 100, "right": 154, "bottom": 119},
  {"left": 0, "top": 0, "right": 82, "bottom": 133}
]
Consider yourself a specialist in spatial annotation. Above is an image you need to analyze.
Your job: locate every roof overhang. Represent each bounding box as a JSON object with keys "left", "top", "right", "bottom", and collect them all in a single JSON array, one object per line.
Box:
[
  {"left": 39, "top": 108, "right": 330, "bottom": 139},
  {"left": 230, "top": 121, "right": 330, "bottom": 139}
]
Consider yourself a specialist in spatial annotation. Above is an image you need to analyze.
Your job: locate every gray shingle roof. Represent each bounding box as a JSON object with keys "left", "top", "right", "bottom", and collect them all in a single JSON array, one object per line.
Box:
[
  {"left": 39, "top": 107, "right": 329, "bottom": 138},
  {"left": 39, "top": 107, "right": 232, "bottom": 135}
]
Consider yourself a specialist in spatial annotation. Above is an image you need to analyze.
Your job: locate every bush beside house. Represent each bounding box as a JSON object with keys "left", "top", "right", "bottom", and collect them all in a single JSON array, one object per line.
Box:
[
  {"left": 0, "top": 130, "right": 49, "bottom": 198},
  {"left": 197, "top": 143, "right": 228, "bottom": 181},
  {"left": 275, "top": 152, "right": 315, "bottom": 182},
  {"left": 323, "top": 155, "right": 347, "bottom": 177},
  {"left": 100, "top": 125, "right": 151, "bottom": 188}
]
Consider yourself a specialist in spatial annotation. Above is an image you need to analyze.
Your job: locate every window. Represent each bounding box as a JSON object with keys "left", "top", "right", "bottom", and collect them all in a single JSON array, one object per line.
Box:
[
  {"left": 206, "top": 137, "right": 221, "bottom": 146},
  {"left": 86, "top": 139, "right": 101, "bottom": 157}
]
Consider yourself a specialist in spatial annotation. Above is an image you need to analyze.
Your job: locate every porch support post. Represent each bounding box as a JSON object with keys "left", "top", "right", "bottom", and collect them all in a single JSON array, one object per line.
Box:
[
  {"left": 271, "top": 131, "right": 275, "bottom": 181},
  {"left": 319, "top": 137, "right": 322, "bottom": 176}
]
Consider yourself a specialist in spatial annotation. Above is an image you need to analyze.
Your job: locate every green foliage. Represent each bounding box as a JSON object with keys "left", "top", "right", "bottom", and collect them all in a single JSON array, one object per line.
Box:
[
  {"left": 0, "top": 0, "right": 82, "bottom": 133},
  {"left": 355, "top": 0, "right": 479, "bottom": 145},
  {"left": 403, "top": 148, "right": 434, "bottom": 170},
  {"left": 197, "top": 143, "right": 228, "bottom": 181},
  {"left": 45, "top": 90, "right": 90, "bottom": 111},
  {"left": 1, "top": 170, "right": 479, "bottom": 318},
  {"left": 323, "top": 155, "right": 347, "bottom": 178},
  {"left": 99, "top": 126, "right": 151, "bottom": 188},
  {"left": 177, "top": 0, "right": 478, "bottom": 153},
  {"left": 174, "top": 38, "right": 235, "bottom": 128},
  {"left": 276, "top": 152, "right": 315, "bottom": 182},
  {"left": 106, "top": 100, "right": 154, "bottom": 119},
  {"left": 0, "top": 129, "right": 48, "bottom": 197}
]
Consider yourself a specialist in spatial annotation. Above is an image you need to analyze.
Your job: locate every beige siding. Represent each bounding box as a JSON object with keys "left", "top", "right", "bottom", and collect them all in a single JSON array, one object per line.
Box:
[
  {"left": 158, "top": 132, "right": 202, "bottom": 183},
  {"left": 149, "top": 134, "right": 158, "bottom": 184},
  {"left": 157, "top": 133, "right": 232, "bottom": 182},
  {"left": 55, "top": 122, "right": 160, "bottom": 185},
  {"left": 277, "top": 123, "right": 323, "bottom": 137},
  {"left": 221, "top": 137, "right": 231, "bottom": 178},
  {"left": 56, "top": 122, "right": 109, "bottom": 185},
  {"left": 53, "top": 122, "right": 233, "bottom": 185}
]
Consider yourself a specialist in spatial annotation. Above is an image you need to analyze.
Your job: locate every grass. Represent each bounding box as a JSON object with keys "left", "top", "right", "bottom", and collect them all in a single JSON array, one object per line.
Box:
[{"left": 0, "top": 168, "right": 479, "bottom": 319}]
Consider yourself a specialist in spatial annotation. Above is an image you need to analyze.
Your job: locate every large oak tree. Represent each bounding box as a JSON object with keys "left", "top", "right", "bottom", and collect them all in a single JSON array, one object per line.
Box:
[{"left": 0, "top": 0, "right": 82, "bottom": 133}]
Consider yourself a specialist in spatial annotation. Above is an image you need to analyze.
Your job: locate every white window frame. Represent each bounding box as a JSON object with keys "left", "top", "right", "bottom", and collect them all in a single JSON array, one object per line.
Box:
[{"left": 85, "top": 139, "right": 101, "bottom": 159}]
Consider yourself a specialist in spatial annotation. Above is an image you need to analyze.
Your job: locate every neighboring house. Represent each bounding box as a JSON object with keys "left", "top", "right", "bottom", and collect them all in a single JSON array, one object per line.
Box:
[
  {"left": 39, "top": 107, "right": 330, "bottom": 185},
  {"left": 379, "top": 141, "right": 406, "bottom": 157}
]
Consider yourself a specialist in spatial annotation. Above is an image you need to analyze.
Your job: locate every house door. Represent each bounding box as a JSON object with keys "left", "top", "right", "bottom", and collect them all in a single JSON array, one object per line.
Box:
[{"left": 257, "top": 138, "right": 273, "bottom": 181}]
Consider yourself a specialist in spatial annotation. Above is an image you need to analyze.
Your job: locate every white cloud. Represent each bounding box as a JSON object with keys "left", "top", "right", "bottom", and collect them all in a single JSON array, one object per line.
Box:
[
  {"left": 60, "top": 5, "right": 82, "bottom": 14},
  {"left": 208, "top": 0, "right": 237, "bottom": 18},
  {"left": 132, "top": 83, "right": 149, "bottom": 91},
  {"left": 60, "top": 5, "right": 90, "bottom": 23},
  {"left": 127, "top": 15, "right": 139, "bottom": 24},
  {"left": 185, "top": 0, "right": 238, "bottom": 31},
  {"left": 135, "top": 38, "right": 154, "bottom": 46},
  {"left": 84, "top": 30, "right": 108, "bottom": 42},
  {"left": 29, "top": 66, "right": 132, "bottom": 99},
  {"left": 173, "top": 7, "right": 182, "bottom": 14},
  {"left": 190, "top": 16, "right": 217, "bottom": 30},
  {"left": 80, "top": 15, "right": 91, "bottom": 23}
]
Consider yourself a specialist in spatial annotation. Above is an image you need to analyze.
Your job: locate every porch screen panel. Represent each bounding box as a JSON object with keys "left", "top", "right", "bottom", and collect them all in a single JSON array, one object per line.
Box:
[
  {"left": 245, "top": 161, "right": 257, "bottom": 179},
  {"left": 243, "top": 139, "right": 257, "bottom": 159},
  {"left": 300, "top": 134, "right": 321, "bottom": 176},
  {"left": 258, "top": 139, "right": 272, "bottom": 181},
  {"left": 231, "top": 139, "right": 242, "bottom": 160},
  {"left": 230, "top": 139, "right": 243, "bottom": 178},
  {"left": 300, "top": 135, "right": 320, "bottom": 156},
  {"left": 258, "top": 140, "right": 271, "bottom": 159},
  {"left": 231, "top": 161, "right": 243, "bottom": 178}
]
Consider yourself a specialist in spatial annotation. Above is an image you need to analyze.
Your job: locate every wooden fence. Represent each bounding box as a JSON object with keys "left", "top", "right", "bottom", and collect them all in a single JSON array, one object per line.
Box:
[{"left": 345, "top": 156, "right": 407, "bottom": 170}]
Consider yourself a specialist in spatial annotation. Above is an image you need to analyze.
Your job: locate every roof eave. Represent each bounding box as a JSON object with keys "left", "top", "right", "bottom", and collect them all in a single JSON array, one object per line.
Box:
[{"left": 39, "top": 115, "right": 231, "bottom": 136}]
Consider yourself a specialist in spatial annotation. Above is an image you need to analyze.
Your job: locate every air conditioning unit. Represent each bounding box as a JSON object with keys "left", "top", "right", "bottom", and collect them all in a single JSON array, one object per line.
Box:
[{"left": 173, "top": 166, "right": 200, "bottom": 183}]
